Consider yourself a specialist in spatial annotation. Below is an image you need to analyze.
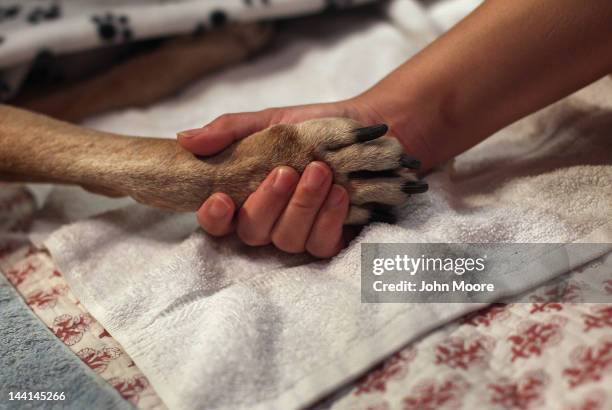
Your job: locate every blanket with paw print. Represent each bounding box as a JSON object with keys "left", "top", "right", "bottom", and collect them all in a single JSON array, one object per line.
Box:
[{"left": 0, "top": 0, "right": 376, "bottom": 99}]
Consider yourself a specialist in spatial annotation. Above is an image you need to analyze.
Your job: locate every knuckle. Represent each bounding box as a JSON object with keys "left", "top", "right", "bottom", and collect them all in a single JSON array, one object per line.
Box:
[
  {"left": 260, "top": 107, "right": 276, "bottom": 116},
  {"left": 213, "top": 113, "right": 234, "bottom": 126},
  {"left": 271, "top": 231, "right": 305, "bottom": 254},
  {"left": 276, "top": 243, "right": 305, "bottom": 254},
  {"left": 263, "top": 107, "right": 282, "bottom": 123},
  {"left": 308, "top": 246, "right": 337, "bottom": 259},
  {"left": 206, "top": 227, "right": 229, "bottom": 237},
  {"left": 290, "top": 196, "right": 317, "bottom": 211},
  {"left": 237, "top": 228, "right": 269, "bottom": 247},
  {"left": 306, "top": 230, "right": 340, "bottom": 259},
  {"left": 305, "top": 242, "right": 329, "bottom": 258},
  {"left": 196, "top": 213, "right": 221, "bottom": 235}
]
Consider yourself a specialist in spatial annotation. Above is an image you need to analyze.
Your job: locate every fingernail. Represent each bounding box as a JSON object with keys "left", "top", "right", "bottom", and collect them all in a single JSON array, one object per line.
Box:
[
  {"left": 304, "top": 163, "right": 328, "bottom": 191},
  {"left": 328, "top": 185, "right": 346, "bottom": 207},
  {"left": 177, "top": 128, "right": 204, "bottom": 139},
  {"left": 272, "top": 167, "right": 296, "bottom": 193},
  {"left": 208, "top": 197, "right": 229, "bottom": 218}
]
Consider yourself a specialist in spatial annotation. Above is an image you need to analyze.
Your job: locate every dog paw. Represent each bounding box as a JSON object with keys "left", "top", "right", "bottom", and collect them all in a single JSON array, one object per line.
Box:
[
  {"left": 298, "top": 118, "right": 427, "bottom": 224},
  {"left": 229, "top": 118, "right": 428, "bottom": 225}
]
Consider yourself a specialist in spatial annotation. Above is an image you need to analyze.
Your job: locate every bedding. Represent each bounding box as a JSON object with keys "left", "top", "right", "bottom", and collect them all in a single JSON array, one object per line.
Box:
[
  {"left": 0, "top": 0, "right": 610, "bottom": 409},
  {"left": 2, "top": 190, "right": 611, "bottom": 410},
  {"left": 327, "top": 253, "right": 612, "bottom": 410},
  {"left": 0, "top": 0, "right": 377, "bottom": 100},
  {"left": 0, "top": 245, "right": 133, "bottom": 410},
  {"left": 0, "top": 186, "right": 164, "bottom": 409},
  {"left": 1, "top": 246, "right": 165, "bottom": 409}
]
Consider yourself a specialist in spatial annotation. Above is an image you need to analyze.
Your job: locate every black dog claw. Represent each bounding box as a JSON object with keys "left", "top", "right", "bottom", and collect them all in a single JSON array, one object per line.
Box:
[
  {"left": 368, "top": 204, "right": 397, "bottom": 224},
  {"left": 354, "top": 124, "right": 388, "bottom": 142},
  {"left": 400, "top": 154, "right": 421, "bottom": 170},
  {"left": 402, "top": 180, "right": 428, "bottom": 194}
]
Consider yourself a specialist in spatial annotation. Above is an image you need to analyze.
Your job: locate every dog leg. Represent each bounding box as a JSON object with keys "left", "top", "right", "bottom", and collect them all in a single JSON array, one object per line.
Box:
[
  {"left": 15, "top": 23, "right": 273, "bottom": 122},
  {"left": 1, "top": 105, "right": 426, "bottom": 224}
]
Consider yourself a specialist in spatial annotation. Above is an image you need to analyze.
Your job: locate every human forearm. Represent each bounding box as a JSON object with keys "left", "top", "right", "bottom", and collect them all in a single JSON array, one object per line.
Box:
[{"left": 358, "top": 0, "right": 612, "bottom": 169}]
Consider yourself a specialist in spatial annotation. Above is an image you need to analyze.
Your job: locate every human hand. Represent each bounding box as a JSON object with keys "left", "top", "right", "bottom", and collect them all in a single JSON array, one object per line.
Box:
[{"left": 177, "top": 99, "right": 389, "bottom": 258}]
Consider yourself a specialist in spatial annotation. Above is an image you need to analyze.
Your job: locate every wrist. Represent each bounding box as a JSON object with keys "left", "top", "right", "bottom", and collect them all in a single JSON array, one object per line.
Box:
[{"left": 350, "top": 87, "right": 444, "bottom": 172}]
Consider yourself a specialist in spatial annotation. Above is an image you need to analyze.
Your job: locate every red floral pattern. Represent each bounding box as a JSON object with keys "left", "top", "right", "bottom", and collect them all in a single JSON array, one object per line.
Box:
[
  {"left": 364, "top": 403, "right": 390, "bottom": 410},
  {"left": 6, "top": 261, "right": 37, "bottom": 286},
  {"left": 51, "top": 313, "right": 92, "bottom": 345},
  {"left": 333, "top": 252, "right": 612, "bottom": 410},
  {"left": 530, "top": 281, "right": 582, "bottom": 303},
  {"left": 77, "top": 347, "right": 123, "bottom": 373},
  {"left": 460, "top": 303, "right": 509, "bottom": 327},
  {"left": 563, "top": 338, "right": 612, "bottom": 389},
  {"left": 355, "top": 349, "right": 417, "bottom": 395},
  {"left": 435, "top": 335, "right": 495, "bottom": 370},
  {"left": 564, "top": 390, "right": 608, "bottom": 410},
  {"left": 582, "top": 305, "right": 612, "bottom": 332},
  {"left": 26, "top": 285, "right": 68, "bottom": 309},
  {"left": 530, "top": 302, "right": 563, "bottom": 314},
  {"left": 488, "top": 370, "right": 549, "bottom": 410},
  {"left": 507, "top": 316, "right": 567, "bottom": 362},
  {"left": 337, "top": 263, "right": 611, "bottom": 410},
  {"left": 402, "top": 375, "right": 469, "bottom": 410},
  {"left": 110, "top": 375, "right": 149, "bottom": 405}
]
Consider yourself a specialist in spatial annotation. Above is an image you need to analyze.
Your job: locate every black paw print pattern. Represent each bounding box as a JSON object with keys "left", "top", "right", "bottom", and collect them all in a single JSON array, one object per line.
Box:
[
  {"left": 325, "top": 0, "right": 355, "bottom": 11},
  {"left": 192, "top": 8, "right": 230, "bottom": 35},
  {"left": 242, "top": 0, "right": 270, "bottom": 5},
  {"left": 0, "top": 4, "right": 20, "bottom": 23},
  {"left": 209, "top": 9, "right": 228, "bottom": 27},
  {"left": 91, "top": 13, "right": 133, "bottom": 43},
  {"left": 27, "top": 3, "right": 61, "bottom": 24}
]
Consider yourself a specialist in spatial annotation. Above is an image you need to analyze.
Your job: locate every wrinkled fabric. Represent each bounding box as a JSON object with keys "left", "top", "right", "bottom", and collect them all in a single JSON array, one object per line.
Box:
[
  {"left": 0, "top": 273, "right": 133, "bottom": 410},
  {"left": 0, "top": 0, "right": 376, "bottom": 99},
  {"left": 43, "top": 3, "right": 611, "bottom": 409}
]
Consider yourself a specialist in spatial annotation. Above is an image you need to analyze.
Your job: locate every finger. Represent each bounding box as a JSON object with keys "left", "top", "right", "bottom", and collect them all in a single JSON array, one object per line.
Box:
[
  {"left": 236, "top": 166, "right": 299, "bottom": 246},
  {"left": 271, "top": 162, "right": 332, "bottom": 253},
  {"left": 177, "top": 110, "right": 276, "bottom": 156},
  {"left": 305, "top": 185, "right": 349, "bottom": 258},
  {"left": 196, "top": 193, "right": 236, "bottom": 237}
]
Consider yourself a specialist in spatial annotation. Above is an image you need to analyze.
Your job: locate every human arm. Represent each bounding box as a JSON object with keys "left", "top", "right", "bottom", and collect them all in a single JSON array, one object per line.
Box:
[{"left": 181, "top": 0, "right": 612, "bottom": 256}]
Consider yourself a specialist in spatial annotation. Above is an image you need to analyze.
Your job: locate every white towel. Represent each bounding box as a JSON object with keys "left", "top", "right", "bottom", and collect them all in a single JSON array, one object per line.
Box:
[{"left": 41, "top": 2, "right": 612, "bottom": 410}]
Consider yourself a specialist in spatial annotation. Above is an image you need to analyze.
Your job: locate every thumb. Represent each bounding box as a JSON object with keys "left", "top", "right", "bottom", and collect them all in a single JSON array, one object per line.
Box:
[{"left": 177, "top": 110, "right": 275, "bottom": 156}]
